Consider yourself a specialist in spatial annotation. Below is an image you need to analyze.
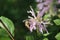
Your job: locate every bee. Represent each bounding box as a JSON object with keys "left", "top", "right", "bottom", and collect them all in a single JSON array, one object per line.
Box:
[{"left": 23, "top": 19, "right": 30, "bottom": 29}]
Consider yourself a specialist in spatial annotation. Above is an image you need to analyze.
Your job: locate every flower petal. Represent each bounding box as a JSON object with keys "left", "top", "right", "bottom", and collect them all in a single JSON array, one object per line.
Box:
[
  {"left": 27, "top": 6, "right": 36, "bottom": 18},
  {"left": 29, "top": 25, "right": 34, "bottom": 32},
  {"left": 36, "top": 0, "right": 43, "bottom": 2},
  {"left": 37, "top": 3, "right": 44, "bottom": 10},
  {"left": 38, "top": 6, "right": 49, "bottom": 17}
]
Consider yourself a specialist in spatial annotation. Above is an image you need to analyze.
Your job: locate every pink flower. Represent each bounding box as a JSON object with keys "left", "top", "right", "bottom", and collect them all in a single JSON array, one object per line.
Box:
[
  {"left": 23, "top": 0, "right": 52, "bottom": 34},
  {"left": 23, "top": 6, "right": 50, "bottom": 34}
]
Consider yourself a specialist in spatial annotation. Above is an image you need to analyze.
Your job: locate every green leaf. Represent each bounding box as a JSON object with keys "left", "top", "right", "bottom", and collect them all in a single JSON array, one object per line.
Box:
[
  {"left": 0, "top": 29, "right": 8, "bottom": 37},
  {"left": 53, "top": 19, "right": 60, "bottom": 25},
  {"left": 0, "top": 29, "right": 11, "bottom": 40},
  {"left": 43, "top": 33, "right": 50, "bottom": 36},
  {"left": 0, "top": 37, "right": 11, "bottom": 40},
  {"left": 43, "top": 14, "right": 51, "bottom": 20},
  {"left": 55, "top": 33, "right": 60, "bottom": 40},
  {"left": 0, "top": 16, "right": 14, "bottom": 36},
  {"left": 43, "top": 38, "right": 48, "bottom": 40},
  {"left": 25, "top": 35, "right": 34, "bottom": 40}
]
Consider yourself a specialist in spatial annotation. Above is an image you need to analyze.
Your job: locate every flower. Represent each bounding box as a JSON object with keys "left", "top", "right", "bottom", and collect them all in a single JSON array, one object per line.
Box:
[
  {"left": 23, "top": 6, "right": 51, "bottom": 34},
  {"left": 23, "top": 0, "right": 52, "bottom": 34},
  {"left": 36, "top": 0, "right": 52, "bottom": 17}
]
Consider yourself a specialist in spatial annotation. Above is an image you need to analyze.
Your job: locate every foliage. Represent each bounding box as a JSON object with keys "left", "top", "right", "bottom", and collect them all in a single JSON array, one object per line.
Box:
[
  {"left": 0, "top": 16, "right": 14, "bottom": 40},
  {"left": 53, "top": 19, "right": 60, "bottom": 25}
]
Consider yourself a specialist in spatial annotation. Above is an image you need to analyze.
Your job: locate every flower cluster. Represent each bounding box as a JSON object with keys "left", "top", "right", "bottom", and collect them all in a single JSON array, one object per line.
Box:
[{"left": 23, "top": 0, "right": 52, "bottom": 34}]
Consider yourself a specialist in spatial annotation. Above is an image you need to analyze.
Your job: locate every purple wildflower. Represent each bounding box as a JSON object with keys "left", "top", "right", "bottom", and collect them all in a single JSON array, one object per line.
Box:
[
  {"left": 23, "top": 6, "right": 51, "bottom": 34},
  {"left": 38, "top": 6, "right": 49, "bottom": 17},
  {"left": 23, "top": 0, "right": 52, "bottom": 34},
  {"left": 37, "top": 0, "right": 52, "bottom": 17}
]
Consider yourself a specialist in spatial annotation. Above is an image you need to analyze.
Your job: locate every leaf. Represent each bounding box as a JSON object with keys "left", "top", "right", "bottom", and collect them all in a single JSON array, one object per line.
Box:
[
  {"left": 0, "top": 29, "right": 11, "bottom": 40},
  {"left": 25, "top": 35, "right": 34, "bottom": 40},
  {"left": 53, "top": 19, "right": 60, "bottom": 25},
  {"left": 43, "top": 38, "right": 48, "bottom": 40},
  {"left": 0, "top": 29, "right": 8, "bottom": 37},
  {"left": 0, "top": 37, "right": 10, "bottom": 40},
  {"left": 43, "top": 14, "right": 51, "bottom": 20},
  {"left": 43, "top": 33, "right": 50, "bottom": 36},
  {"left": 0, "top": 16, "right": 14, "bottom": 36},
  {"left": 55, "top": 33, "right": 60, "bottom": 40}
]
